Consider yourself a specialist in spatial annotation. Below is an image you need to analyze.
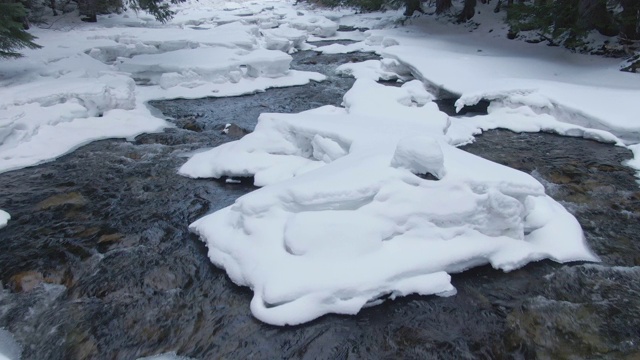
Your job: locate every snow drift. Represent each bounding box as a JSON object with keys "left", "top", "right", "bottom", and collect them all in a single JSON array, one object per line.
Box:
[{"left": 181, "top": 79, "right": 598, "bottom": 325}]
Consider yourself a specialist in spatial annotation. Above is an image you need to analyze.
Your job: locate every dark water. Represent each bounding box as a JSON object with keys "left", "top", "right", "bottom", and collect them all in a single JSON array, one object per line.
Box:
[{"left": 1, "top": 48, "right": 639, "bottom": 359}]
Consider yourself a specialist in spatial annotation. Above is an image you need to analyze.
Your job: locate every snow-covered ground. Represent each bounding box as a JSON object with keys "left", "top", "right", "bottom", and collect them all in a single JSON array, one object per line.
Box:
[{"left": 2, "top": 0, "right": 639, "bottom": 326}]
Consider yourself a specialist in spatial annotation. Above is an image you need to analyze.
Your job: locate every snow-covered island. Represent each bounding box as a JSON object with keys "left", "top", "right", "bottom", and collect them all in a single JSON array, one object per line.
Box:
[
  {"left": 1, "top": 0, "right": 640, "bottom": 349},
  {"left": 0, "top": 210, "right": 9, "bottom": 229}
]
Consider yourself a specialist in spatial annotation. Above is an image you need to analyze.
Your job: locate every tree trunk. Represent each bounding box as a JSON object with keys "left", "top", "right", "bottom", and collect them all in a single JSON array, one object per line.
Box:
[
  {"left": 458, "top": 0, "right": 476, "bottom": 22},
  {"left": 78, "top": 0, "right": 97, "bottom": 21},
  {"left": 577, "top": 0, "right": 616, "bottom": 36},
  {"left": 50, "top": 0, "right": 58, "bottom": 15},
  {"left": 436, "top": 0, "right": 452, "bottom": 14},
  {"left": 620, "top": 0, "right": 640, "bottom": 40},
  {"left": 553, "top": 0, "right": 578, "bottom": 31},
  {"left": 404, "top": 0, "right": 424, "bottom": 16}
]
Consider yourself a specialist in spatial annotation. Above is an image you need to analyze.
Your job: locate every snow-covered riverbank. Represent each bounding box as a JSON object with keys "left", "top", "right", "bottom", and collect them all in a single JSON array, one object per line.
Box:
[{"left": 2, "top": 0, "right": 639, "bottom": 329}]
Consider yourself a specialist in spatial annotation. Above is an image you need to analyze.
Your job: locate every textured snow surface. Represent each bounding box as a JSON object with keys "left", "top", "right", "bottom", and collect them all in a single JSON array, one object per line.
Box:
[
  {"left": 0, "top": 210, "right": 9, "bottom": 229},
  {"left": 182, "top": 79, "right": 598, "bottom": 325},
  {"left": 0, "top": 1, "right": 328, "bottom": 174}
]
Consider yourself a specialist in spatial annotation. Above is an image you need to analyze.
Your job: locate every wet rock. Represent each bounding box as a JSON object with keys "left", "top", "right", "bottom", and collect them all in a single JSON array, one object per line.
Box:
[
  {"left": 222, "top": 123, "right": 249, "bottom": 137},
  {"left": 36, "top": 192, "right": 87, "bottom": 210},
  {"left": 9, "top": 271, "right": 45, "bottom": 292},
  {"left": 183, "top": 121, "right": 203, "bottom": 132},
  {"left": 8, "top": 269, "right": 68, "bottom": 292},
  {"left": 98, "top": 233, "right": 123, "bottom": 244}
]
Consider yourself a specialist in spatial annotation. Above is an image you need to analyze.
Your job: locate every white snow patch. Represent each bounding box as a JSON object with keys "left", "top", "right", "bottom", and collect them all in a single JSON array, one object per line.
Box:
[
  {"left": 336, "top": 59, "right": 413, "bottom": 82},
  {"left": 391, "top": 136, "right": 445, "bottom": 179},
  {"left": 0, "top": 210, "right": 10, "bottom": 229},
  {"left": 288, "top": 15, "right": 338, "bottom": 38},
  {"left": 117, "top": 47, "right": 293, "bottom": 87},
  {"left": 182, "top": 79, "right": 598, "bottom": 325},
  {"left": 261, "top": 25, "right": 308, "bottom": 53},
  {"left": 137, "top": 352, "right": 196, "bottom": 360},
  {"left": 446, "top": 104, "right": 624, "bottom": 147}
]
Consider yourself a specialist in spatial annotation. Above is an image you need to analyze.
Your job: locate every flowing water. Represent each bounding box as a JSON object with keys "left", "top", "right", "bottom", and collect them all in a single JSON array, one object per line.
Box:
[{"left": 1, "top": 46, "right": 639, "bottom": 359}]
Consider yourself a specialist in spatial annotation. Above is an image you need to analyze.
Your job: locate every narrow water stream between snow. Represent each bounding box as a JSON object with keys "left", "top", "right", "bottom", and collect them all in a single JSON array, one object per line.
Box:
[{"left": 1, "top": 46, "right": 639, "bottom": 359}]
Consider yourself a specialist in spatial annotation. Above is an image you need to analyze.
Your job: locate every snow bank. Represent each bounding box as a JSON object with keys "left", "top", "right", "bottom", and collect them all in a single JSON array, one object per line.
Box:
[
  {"left": 0, "top": 6, "right": 326, "bottom": 174},
  {"left": 117, "top": 47, "right": 293, "bottom": 87},
  {"left": 182, "top": 79, "right": 598, "bottom": 325},
  {"left": 446, "top": 104, "right": 623, "bottom": 147},
  {"left": 377, "top": 34, "right": 640, "bottom": 142},
  {"left": 261, "top": 25, "right": 308, "bottom": 53},
  {"left": 289, "top": 15, "right": 338, "bottom": 38},
  {"left": 336, "top": 59, "right": 413, "bottom": 82},
  {"left": 0, "top": 210, "right": 10, "bottom": 229}
]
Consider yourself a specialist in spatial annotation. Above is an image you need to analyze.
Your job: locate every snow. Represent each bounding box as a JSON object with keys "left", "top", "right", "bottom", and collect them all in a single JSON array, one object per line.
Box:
[
  {"left": 3, "top": 0, "right": 639, "bottom": 327},
  {"left": 182, "top": 78, "right": 598, "bottom": 325},
  {"left": 0, "top": 1, "right": 326, "bottom": 174},
  {"left": 0, "top": 210, "right": 10, "bottom": 229},
  {"left": 369, "top": 22, "right": 640, "bottom": 142},
  {"left": 137, "top": 352, "right": 196, "bottom": 360}
]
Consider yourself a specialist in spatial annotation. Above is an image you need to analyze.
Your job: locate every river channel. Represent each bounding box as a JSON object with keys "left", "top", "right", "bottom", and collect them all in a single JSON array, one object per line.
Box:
[{"left": 0, "top": 44, "right": 638, "bottom": 359}]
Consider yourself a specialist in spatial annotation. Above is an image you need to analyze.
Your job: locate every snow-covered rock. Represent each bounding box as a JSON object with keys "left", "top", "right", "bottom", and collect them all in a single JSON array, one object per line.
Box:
[
  {"left": 0, "top": 210, "right": 10, "bottom": 229},
  {"left": 182, "top": 79, "right": 598, "bottom": 326},
  {"left": 262, "top": 25, "right": 308, "bottom": 53},
  {"left": 288, "top": 15, "right": 338, "bottom": 38}
]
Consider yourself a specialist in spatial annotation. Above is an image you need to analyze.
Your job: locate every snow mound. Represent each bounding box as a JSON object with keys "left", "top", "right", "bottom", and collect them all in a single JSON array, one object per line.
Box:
[
  {"left": 87, "top": 22, "right": 259, "bottom": 63},
  {"left": 0, "top": 210, "right": 10, "bottom": 230},
  {"left": 380, "top": 41, "right": 640, "bottom": 142},
  {"left": 261, "top": 25, "right": 308, "bottom": 53},
  {"left": 390, "top": 136, "right": 445, "bottom": 179},
  {"left": 336, "top": 59, "right": 413, "bottom": 81},
  {"left": 0, "top": 70, "right": 167, "bottom": 173},
  {"left": 446, "top": 104, "right": 623, "bottom": 147},
  {"left": 182, "top": 79, "right": 598, "bottom": 325},
  {"left": 0, "top": 13, "right": 326, "bottom": 174},
  {"left": 117, "top": 47, "right": 292, "bottom": 88},
  {"left": 288, "top": 15, "right": 338, "bottom": 38}
]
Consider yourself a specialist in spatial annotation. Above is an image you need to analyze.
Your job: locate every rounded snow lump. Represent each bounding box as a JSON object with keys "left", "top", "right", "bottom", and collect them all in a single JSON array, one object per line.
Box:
[{"left": 391, "top": 136, "right": 445, "bottom": 179}]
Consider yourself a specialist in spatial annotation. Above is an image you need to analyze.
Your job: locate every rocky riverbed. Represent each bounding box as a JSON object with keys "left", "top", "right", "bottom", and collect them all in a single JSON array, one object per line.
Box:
[{"left": 1, "top": 47, "right": 639, "bottom": 359}]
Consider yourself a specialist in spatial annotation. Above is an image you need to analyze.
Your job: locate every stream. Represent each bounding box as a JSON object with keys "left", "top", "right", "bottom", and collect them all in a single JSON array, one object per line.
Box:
[{"left": 0, "top": 44, "right": 639, "bottom": 359}]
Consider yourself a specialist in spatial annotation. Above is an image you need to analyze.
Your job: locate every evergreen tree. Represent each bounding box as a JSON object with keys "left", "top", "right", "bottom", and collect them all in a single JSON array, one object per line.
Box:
[
  {"left": 77, "top": 0, "right": 175, "bottom": 23},
  {"left": 0, "top": 1, "right": 41, "bottom": 58},
  {"left": 458, "top": 0, "right": 476, "bottom": 22},
  {"left": 436, "top": 0, "right": 452, "bottom": 14},
  {"left": 619, "top": 0, "right": 640, "bottom": 40}
]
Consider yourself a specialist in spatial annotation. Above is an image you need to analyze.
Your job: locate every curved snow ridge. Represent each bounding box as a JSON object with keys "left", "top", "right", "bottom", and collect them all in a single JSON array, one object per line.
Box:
[
  {"left": 446, "top": 103, "right": 625, "bottom": 148},
  {"left": 0, "top": 210, "right": 9, "bottom": 230},
  {"left": 380, "top": 44, "right": 640, "bottom": 142},
  {"left": 183, "top": 79, "right": 598, "bottom": 325},
  {"left": 454, "top": 83, "right": 640, "bottom": 143}
]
